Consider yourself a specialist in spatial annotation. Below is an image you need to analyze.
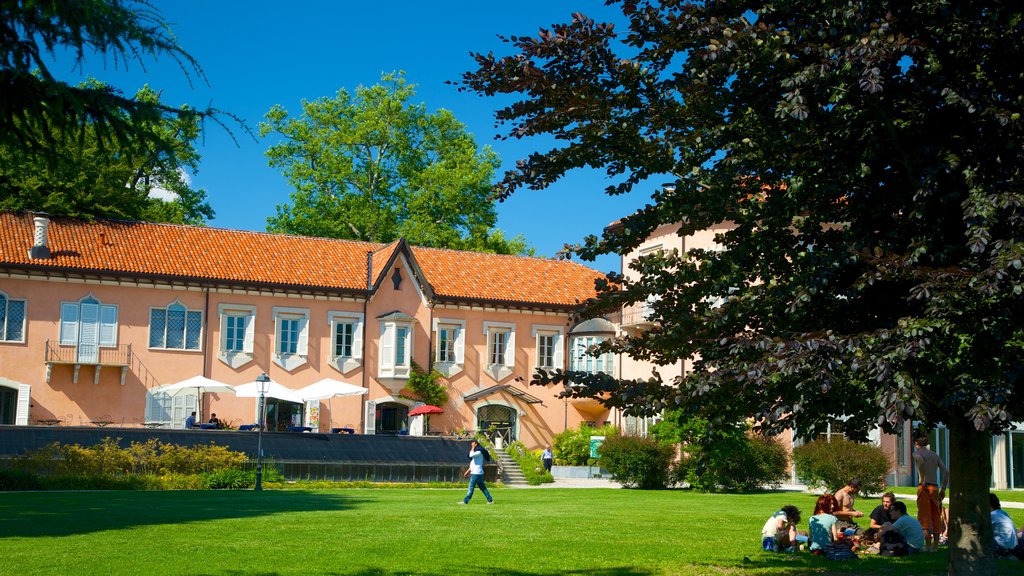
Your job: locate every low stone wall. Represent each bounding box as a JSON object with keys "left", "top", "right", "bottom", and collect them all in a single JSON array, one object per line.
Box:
[{"left": 551, "top": 465, "right": 609, "bottom": 479}]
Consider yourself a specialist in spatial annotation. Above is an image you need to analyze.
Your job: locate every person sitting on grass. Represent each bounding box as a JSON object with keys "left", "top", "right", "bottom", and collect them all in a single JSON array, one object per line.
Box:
[
  {"left": 761, "top": 505, "right": 802, "bottom": 552},
  {"left": 861, "top": 492, "right": 896, "bottom": 544},
  {"left": 809, "top": 495, "right": 842, "bottom": 555},
  {"left": 990, "top": 493, "right": 1024, "bottom": 560},
  {"left": 879, "top": 501, "right": 924, "bottom": 556}
]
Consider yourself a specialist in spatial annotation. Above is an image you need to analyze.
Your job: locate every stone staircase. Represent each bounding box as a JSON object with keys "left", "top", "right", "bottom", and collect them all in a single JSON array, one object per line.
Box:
[{"left": 493, "top": 447, "right": 529, "bottom": 486}]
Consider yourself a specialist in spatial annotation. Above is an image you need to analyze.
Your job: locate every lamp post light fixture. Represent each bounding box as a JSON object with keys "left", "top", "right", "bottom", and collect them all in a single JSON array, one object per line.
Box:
[{"left": 254, "top": 372, "right": 271, "bottom": 491}]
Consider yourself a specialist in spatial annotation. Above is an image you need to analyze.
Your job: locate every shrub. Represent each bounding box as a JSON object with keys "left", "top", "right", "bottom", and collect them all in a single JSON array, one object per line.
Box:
[
  {"left": 793, "top": 437, "right": 890, "bottom": 494},
  {"left": 0, "top": 467, "right": 43, "bottom": 491},
  {"left": 407, "top": 362, "right": 448, "bottom": 408},
  {"left": 654, "top": 413, "right": 788, "bottom": 492},
  {"left": 598, "top": 434, "right": 674, "bottom": 489},
  {"left": 203, "top": 468, "right": 253, "bottom": 489},
  {"left": 505, "top": 441, "right": 554, "bottom": 485},
  {"left": 553, "top": 423, "right": 619, "bottom": 466}
]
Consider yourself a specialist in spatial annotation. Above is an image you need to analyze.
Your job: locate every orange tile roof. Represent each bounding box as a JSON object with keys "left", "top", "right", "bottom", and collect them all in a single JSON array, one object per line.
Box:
[
  {"left": 411, "top": 246, "right": 601, "bottom": 307},
  {"left": 0, "top": 213, "right": 601, "bottom": 307}
]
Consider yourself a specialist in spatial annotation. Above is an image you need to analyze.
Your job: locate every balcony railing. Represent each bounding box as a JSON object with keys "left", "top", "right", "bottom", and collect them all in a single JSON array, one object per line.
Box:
[
  {"left": 620, "top": 302, "right": 657, "bottom": 330},
  {"left": 44, "top": 341, "right": 132, "bottom": 385}
]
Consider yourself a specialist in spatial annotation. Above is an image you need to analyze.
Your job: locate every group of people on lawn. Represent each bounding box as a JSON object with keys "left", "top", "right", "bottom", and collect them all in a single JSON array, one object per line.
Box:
[{"left": 761, "top": 434, "right": 1024, "bottom": 560}]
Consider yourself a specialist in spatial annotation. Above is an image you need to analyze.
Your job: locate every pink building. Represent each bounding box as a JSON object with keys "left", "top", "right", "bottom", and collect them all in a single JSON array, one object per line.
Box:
[{"left": 0, "top": 212, "right": 618, "bottom": 448}]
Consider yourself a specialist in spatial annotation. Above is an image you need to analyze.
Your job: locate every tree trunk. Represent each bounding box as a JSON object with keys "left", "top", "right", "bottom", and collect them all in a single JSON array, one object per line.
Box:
[{"left": 946, "top": 414, "right": 995, "bottom": 575}]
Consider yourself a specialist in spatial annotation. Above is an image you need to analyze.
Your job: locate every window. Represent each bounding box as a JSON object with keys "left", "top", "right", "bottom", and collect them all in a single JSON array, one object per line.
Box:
[
  {"left": 570, "top": 336, "right": 614, "bottom": 375},
  {"left": 483, "top": 321, "right": 515, "bottom": 381},
  {"left": 379, "top": 312, "right": 415, "bottom": 379},
  {"left": 432, "top": 318, "right": 465, "bottom": 377},
  {"left": 0, "top": 292, "right": 26, "bottom": 342},
  {"left": 149, "top": 300, "right": 202, "bottom": 350},
  {"left": 532, "top": 325, "right": 564, "bottom": 371},
  {"left": 272, "top": 307, "right": 309, "bottom": 371},
  {"left": 328, "top": 312, "right": 364, "bottom": 374},
  {"left": 217, "top": 304, "right": 255, "bottom": 369},
  {"left": 59, "top": 295, "right": 118, "bottom": 363}
]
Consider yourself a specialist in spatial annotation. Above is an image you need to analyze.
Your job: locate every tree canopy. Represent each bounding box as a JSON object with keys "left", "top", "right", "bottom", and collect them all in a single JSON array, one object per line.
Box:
[
  {"left": 460, "top": 1, "right": 1023, "bottom": 572},
  {"left": 260, "top": 72, "right": 531, "bottom": 255},
  {"left": 1, "top": 83, "right": 214, "bottom": 224},
  {"left": 0, "top": 0, "right": 234, "bottom": 166}
]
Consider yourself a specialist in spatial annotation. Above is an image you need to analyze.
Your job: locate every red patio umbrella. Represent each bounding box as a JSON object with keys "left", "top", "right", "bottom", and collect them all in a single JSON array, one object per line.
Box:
[
  {"left": 408, "top": 404, "right": 444, "bottom": 435},
  {"left": 408, "top": 404, "right": 444, "bottom": 416}
]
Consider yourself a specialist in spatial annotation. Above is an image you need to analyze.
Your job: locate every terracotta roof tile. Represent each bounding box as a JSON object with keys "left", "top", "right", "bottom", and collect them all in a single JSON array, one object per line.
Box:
[
  {"left": 411, "top": 246, "right": 600, "bottom": 307},
  {"left": 0, "top": 213, "right": 602, "bottom": 307}
]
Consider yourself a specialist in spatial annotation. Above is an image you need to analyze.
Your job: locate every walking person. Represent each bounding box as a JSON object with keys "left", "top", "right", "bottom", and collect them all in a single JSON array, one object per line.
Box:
[
  {"left": 459, "top": 440, "right": 493, "bottom": 505},
  {"left": 913, "top": 434, "right": 948, "bottom": 551},
  {"left": 542, "top": 445, "right": 554, "bottom": 473}
]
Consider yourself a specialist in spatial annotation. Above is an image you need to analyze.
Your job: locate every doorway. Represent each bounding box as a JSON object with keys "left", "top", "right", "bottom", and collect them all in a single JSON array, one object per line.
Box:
[
  {"left": 375, "top": 402, "right": 409, "bottom": 434},
  {"left": 477, "top": 404, "right": 517, "bottom": 446},
  {"left": 265, "top": 399, "right": 304, "bottom": 431},
  {"left": 0, "top": 386, "right": 15, "bottom": 425}
]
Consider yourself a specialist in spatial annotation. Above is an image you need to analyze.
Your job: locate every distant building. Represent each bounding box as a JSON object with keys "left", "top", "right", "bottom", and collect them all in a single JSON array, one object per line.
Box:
[{"left": 0, "top": 212, "right": 621, "bottom": 448}]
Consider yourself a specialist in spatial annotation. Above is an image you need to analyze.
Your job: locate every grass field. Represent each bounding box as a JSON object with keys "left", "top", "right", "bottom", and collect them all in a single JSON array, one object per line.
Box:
[{"left": 2, "top": 488, "right": 1022, "bottom": 575}]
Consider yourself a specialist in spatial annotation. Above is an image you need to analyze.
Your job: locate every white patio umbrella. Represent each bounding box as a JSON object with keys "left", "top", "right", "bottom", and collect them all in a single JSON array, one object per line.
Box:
[
  {"left": 233, "top": 380, "right": 305, "bottom": 404},
  {"left": 153, "top": 376, "right": 236, "bottom": 395},
  {"left": 150, "top": 376, "right": 235, "bottom": 427},
  {"left": 298, "top": 378, "right": 368, "bottom": 401}
]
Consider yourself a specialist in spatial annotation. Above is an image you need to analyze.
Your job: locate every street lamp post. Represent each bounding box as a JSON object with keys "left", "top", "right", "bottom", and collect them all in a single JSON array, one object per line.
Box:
[{"left": 254, "top": 372, "right": 271, "bottom": 491}]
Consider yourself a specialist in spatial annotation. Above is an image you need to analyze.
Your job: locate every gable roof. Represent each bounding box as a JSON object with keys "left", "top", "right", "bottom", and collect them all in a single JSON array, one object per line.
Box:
[{"left": 0, "top": 212, "right": 601, "bottom": 308}]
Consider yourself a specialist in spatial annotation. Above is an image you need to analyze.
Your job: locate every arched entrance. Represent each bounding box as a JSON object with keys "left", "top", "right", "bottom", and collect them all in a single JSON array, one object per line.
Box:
[
  {"left": 477, "top": 404, "right": 517, "bottom": 446},
  {"left": 375, "top": 401, "right": 409, "bottom": 434}
]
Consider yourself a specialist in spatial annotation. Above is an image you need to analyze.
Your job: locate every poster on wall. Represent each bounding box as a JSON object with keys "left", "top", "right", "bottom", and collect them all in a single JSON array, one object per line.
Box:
[
  {"left": 590, "top": 436, "right": 605, "bottom": 459},
  {"left": 306, "top": 402, "right": 319, "bottom": 430}
]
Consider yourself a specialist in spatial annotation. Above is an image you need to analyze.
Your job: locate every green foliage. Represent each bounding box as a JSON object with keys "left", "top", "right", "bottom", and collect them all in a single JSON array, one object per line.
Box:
[
  {"left": 654, "top": 413, "right": 789, "bottom": 492},
  {"left": 260, "top": 71, "right": 530, "bottom": 254},
  {"left": 407, "top": 362, "right": 448, "bottom": 408},
  {"left": 793, "top": 438, "right": 890, "bottom": 495},
  {"left": 0, "top": 467, "right": 43, "bottom": 491},
  {"left": 552, "top": 423, "right": 619, "bottom": 466},
  {"left": 597, "top": 434, "right": 674, "bottom": 489},
  {"left": 505, "top": 441, "right": 555, "bottom": 485},
  {"left": 12, "top": 438, "right": 250, "bottom": 490},
  {"left": 0, "top": 0, "right": 238, "bottom": 170},
  {"left": 0, "top": 84, "right": 215, "bottom": 223}
]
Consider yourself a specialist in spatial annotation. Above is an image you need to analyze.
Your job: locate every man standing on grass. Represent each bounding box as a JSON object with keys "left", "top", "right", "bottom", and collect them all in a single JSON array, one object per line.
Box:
[
  {"left": 913, "top": 434, "right": 948, "bottom": 552},
  {"left": 459, "top": 440, "right": 493, "bottom": 505}
]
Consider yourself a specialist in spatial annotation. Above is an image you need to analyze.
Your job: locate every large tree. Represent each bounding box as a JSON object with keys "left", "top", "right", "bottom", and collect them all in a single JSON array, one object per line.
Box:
[
  {"left": 261, "top": 72, "right": 530, "bottom": 255},
  {"left": 1, "top": 84, "right": 214, "bottom": 224},
  {"left": 460, "top": 1, "right": 1023, "bottom": 573},
  {"left": 0, "top": 0, "right": 233, "bottom": 166}
]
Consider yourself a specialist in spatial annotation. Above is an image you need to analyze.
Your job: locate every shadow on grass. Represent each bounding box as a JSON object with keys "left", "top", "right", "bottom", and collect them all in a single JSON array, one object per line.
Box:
[
  {"left": 0, "top": 490, "right": 366, "bottom": 538},
  {"left": 203, "top": 569, "right": 658, "bottom": 576}
]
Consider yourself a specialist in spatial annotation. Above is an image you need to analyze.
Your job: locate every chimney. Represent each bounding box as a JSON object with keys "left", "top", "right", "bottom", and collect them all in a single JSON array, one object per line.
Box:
[{"left": 28, "top": 214, "right": 52, "bottom": 259}]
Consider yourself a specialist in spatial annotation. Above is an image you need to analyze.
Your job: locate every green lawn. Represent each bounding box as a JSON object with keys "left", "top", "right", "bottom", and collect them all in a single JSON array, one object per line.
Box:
[{"left": 1, "top": 488, "right": 1022, "bottom": 576}]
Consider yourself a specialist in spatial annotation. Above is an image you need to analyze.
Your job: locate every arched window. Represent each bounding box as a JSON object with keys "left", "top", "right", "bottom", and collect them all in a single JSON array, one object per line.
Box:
[{"left": 149, "top": 300, "right": 203, "bottom": 350}]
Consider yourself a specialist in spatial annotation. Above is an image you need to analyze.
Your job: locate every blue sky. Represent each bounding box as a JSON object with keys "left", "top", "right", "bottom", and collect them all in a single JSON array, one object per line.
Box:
[{"left": 50, "top": 1, "right": 652, "bottom": 273}]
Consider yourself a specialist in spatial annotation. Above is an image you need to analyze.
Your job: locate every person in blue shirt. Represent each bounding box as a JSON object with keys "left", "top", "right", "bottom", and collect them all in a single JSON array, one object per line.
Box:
[
  {"left": 459, "top": 440, "right": 493, "bottom": 505},
  {"left": 990, "top": 493, "right": 1023, "bottom": 559},
  {"left": 541, "top": 445, "right": 554, "bottom": 472},
  {"left": 880, "top": 501, "right": 925, "bottom": 553},
  {"left": 184, "top": 411, "right": 197, "bottom": 429}
]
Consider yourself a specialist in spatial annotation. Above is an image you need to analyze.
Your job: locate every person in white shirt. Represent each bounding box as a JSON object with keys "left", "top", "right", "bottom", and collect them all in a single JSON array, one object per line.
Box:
[
  {"left": 459, "top": 440, "right": 493, "bottom": 505},
  {"left": 990, "top": 493, "right": 1022, "bottom": 559},
  {"left": 541, "top": 445, "right": 554, "bottom": 472}
]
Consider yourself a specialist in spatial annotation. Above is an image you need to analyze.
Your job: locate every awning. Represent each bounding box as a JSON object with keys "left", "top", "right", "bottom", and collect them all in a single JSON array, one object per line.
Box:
[{"left": 463, "top": 383, "right": 543, "bottom": 404}]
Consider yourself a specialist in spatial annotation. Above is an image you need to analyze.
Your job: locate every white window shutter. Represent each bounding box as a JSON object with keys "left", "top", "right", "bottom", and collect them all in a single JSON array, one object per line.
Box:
[
  {"left": 218, "top": 313, "right": 228, "bottom": 352},
  {"left": 352, "top": 320, "right": 363, "bottom": 360},
  {"left": 297, "top": 317, "right": 309, "bottom": 356},
  {"left": 364, "top": 400, "right": 376, "bottom": 434},
  {"left": 380, "top": 323, "right": 394, "bottom": 375},
  {"left": 553, "top": 333, "right": 564, "bottom": 370},
  {"left": 454, "top": 327, "right": 465, "bottom": 364},
  {"left": 60, "top": 303, "right": 79, "bottom": 344},
  {"left": 504, "top": 329, "right": 515, "bottom": 368},
  {"left": 99, "top": 305, "right": 118, "bottom": 346},
  {"left": 243, "top": 315, "right": 255, "bottom": 353},
  {"left": 15, "top": 384, "right": 30, "bottom": 425}
]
